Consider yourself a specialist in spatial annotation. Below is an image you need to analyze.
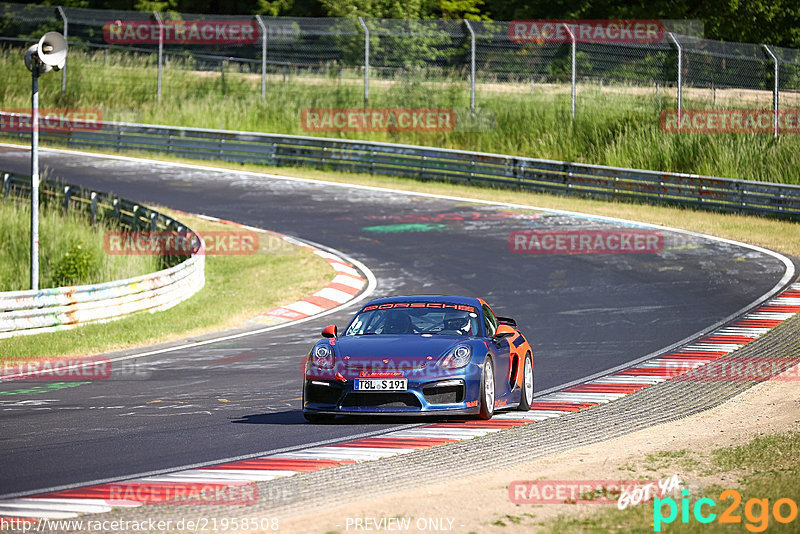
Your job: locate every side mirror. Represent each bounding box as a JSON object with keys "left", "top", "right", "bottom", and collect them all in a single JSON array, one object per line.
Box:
[
  {"left": 493, "top": 324, "right": 515, "bottom": 341},
  {"left": 321, "top": 324, "right": 338, "bottom": 338}
]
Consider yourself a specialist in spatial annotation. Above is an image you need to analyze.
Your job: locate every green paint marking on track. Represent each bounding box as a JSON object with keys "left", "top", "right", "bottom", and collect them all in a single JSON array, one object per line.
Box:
[
  {"left": 363, "top": 223, "right": 448, "bottom": 234},
  {"left": 0, "top": 381, "right": 91, "bottom": 396}
]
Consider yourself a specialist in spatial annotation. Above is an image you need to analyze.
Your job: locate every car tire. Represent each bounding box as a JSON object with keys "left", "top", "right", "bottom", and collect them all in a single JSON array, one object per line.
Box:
[
  {"left": 478, "top": 356, "right": 495, "bottom": 420},
  {"left": 517, "top": 352, "right": 534, "bottom": 411}
]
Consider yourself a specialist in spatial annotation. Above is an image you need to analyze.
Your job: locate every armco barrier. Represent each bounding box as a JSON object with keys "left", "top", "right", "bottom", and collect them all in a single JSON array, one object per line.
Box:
[
  {"left": 2, "top": 111, "right": 799, "bottom": 220},
  {"left": 0, "top": 171, "right": 204, "bottom": 338}
]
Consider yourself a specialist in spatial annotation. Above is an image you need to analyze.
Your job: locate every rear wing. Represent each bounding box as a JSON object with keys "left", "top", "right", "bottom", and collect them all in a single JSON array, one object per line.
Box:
[{"left": 497, "top": 316, "right": 517, "bottom": 328}]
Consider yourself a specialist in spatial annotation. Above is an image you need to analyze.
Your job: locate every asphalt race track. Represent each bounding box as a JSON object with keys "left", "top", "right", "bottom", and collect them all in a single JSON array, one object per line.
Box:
[{"left": 0, "top": 145, "right": 792, "bottom": 497}]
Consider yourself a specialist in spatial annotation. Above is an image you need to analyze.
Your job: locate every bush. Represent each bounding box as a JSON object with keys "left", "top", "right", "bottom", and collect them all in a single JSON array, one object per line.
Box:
[{"left": 51, "top": 241, "right": 99, "bottom": 287}]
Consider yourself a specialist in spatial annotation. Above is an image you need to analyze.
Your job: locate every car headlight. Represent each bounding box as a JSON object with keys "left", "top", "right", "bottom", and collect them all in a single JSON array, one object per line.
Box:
[
  {"left": 310, "top": 343, "right": 335, "bottom": 369},
  {"left": 440, "top": 344, "right": 472, "bottom": 369}
]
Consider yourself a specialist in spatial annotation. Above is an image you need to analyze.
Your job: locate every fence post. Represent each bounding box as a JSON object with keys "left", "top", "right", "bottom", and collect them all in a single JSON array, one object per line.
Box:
[
  {"left": 56, "top": 6, "right": 67, "bottom": 93},
  {"left": 153, "top": 11, "right": 164, "bottom": 101},
  {"left": 255, "top": 15, "right": 267, "bottom": 101},
  {"left": 464, "top": 20, "right": 476, "bottom": 112},
  {"left": 562, "top": 23, "right": 576, "bottom": 119},
  {"left": 3, "top": 173, "right": 9, "bottom": 198},
  {"left": 668, "top": 33, "right": 682, "bottom": 131},
  {"left": 358, "top": 17, "right": 369, "bottom": 104},
  {"left": 90, "top": 191, "right": 97, "bottom": 224},
  {"left": 64, "top": 186, "right": 71, "bottom": 213},
  {"left": 763, "top": 44, "right": 779, "bottom": 139}
]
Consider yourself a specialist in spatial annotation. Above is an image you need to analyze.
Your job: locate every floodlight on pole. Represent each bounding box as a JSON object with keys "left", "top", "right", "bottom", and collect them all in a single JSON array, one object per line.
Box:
[{"left": 24, "top": 31, "right": 67, "bottom": 291}]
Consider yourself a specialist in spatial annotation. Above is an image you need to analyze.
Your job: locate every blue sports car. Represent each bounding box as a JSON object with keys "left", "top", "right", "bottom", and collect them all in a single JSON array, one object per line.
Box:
[{"left": 302, "top": 295, "right": 534, "bottom": 421}]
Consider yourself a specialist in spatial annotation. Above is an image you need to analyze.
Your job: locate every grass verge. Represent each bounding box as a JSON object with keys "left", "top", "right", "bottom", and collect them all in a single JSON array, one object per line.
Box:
[
  {"left": 0, "top": 208, "right": 333, "bottom": 363},
  {"left": 0, "top": 195, "right": 160, "bottom": 291}
]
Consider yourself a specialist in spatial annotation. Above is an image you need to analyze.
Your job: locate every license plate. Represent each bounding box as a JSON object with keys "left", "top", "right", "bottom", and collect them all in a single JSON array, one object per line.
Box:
[{"left": 354, "top": 379, "right": 408, "bottom": 391}]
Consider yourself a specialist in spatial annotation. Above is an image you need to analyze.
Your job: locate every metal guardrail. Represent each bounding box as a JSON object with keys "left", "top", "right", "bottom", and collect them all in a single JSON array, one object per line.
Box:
[
  {"left": 0, "top": 170, "right": 205, "bottom": 338},
  {"left": 1, "top": 112, "right": 799, "bottom": 220}
]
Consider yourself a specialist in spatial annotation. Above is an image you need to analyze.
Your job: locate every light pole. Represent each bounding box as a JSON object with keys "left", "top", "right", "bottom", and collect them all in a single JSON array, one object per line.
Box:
[{"left": 24, "top": 32, "right": 67, "bottom": 290}]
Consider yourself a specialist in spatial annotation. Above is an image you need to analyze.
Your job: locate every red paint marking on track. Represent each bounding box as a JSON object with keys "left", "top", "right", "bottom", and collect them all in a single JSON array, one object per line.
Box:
[
  {"left": 304, "top": 295, "right": 340, "bottom": 309},
  {"left": 659, "top": 355, "right": 717, "bottom": 361},
  {"left": 668, "top": 350, "right": 728, "bottom": 358},
  {"left": 528, "top": 402, "right": 597, "bottom": 411},
  {"left": 334, "top": 438, "right": 458, "bottom": 448},
  {"left": 202, "top": 458, "right": 354, "bottom": 472},
  {"left": 565, "top": 383, "right": 649, "bottom": 394},
  {"left": 730, "top": 320, "right": 784, "bottom": 328},
  {"left": 327, "top": 282, "right": 361, "bottom": 295},
  {"left": 699, "top": 335, "right": 756, "bottom": 344},
  {"left": 426, "top": 420, "right": 530, "bottom": 429},
  {"left": 615, "top": 367, "right": 681, "bottom": 376},
  {"left": 757, "top": 305, "right": 800, "bottom": 313}
]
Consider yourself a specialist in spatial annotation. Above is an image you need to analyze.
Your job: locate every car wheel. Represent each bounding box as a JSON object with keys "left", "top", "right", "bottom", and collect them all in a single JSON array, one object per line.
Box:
[
  {"left": 303, "top": 411, "right": 334, "bottom": 423},
  {"left": 478, "top": 356, "right": 495, "bottom": 420},
  {"left": 517, "top": 353, "right": 534, "bottom": 411}
]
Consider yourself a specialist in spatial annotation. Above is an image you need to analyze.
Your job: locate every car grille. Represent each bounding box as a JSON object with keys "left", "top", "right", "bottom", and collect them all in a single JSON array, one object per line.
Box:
[
  {"left": 305, "top": 381, "right": 343, "bottom": 405},
  {"left": 422, "top": 382, "right": 465, "bottom": 404},
  {"left": 341, "top": 392, "right": 422, "bottom": 408}
]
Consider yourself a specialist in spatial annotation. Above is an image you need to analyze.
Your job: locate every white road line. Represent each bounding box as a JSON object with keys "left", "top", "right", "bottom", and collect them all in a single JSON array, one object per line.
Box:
[
  {"left": 594, "top": 376, "right": 667, "bottom": 384},
  {"left": 536, "top": 392, "right": 627, "bottom": 403}
]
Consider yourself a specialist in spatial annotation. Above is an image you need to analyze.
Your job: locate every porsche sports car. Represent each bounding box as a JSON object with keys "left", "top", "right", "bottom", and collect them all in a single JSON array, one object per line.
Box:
[{"left": 302, "top": 295, "right": 534, "bottom": 421}]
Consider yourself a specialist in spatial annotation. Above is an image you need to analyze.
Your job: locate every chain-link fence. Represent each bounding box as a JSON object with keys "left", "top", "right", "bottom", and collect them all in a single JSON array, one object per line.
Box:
[{"left": 2, "top": 2, "right": 800, "bottom": 136}]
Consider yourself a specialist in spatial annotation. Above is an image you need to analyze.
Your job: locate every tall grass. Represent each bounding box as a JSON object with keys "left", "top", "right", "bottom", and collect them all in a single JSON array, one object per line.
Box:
[
  {"left": 0, "top": 196, "right": 160, "bottom": 291},
  {"left": 0, "top": 46, "right": 798, "bottom": 184}
]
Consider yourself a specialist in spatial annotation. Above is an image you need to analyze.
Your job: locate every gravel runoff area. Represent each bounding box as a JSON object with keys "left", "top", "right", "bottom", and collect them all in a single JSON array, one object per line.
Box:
[{"left": 37, "top": 294, "right": 800, "bottom": 534}]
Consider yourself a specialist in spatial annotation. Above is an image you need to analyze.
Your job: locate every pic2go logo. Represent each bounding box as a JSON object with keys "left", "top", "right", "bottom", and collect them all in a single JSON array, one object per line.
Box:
[{"left": 654, "top": 489, "right": 798, "bottom": 532}]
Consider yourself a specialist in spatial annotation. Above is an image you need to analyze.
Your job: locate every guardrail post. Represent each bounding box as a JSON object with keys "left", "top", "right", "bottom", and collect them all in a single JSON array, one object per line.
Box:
[
  {"left": 153, "top": 11, "right": 164, "bottom": 101},
  {"left": 464, "top": 20, "right": 476, "bottom": 113},
  {"left": 63, "top": 186, "right": 71, "bottom": 213},
  {"left": 763, "top": 45, "right": 779, "bottom": 139},
  {"left": 113, "top": 198, "right": 120, "bottom": 221},
  {"left": 132, "top": 205, "right": 139, "bottom": 230},
  {"left": 90, "top": 191, "right": 97, "bottom": 224},
  {"left": 255, "top": 15, "right": 267, "bottom": 101},
  {"left": 2, "top": 174, "right": 9, "bottom": 198},
  {"left": 56, "top": 6, "right": 68, "bottom": 94},
  {"left": 150, "top": 212, "right": 157, "bottom": 231},
  {"left": 563, "top": 23, "right": 576, "bottom": 119},
  {"left": 358, "top": 17, "right": 369, "bottom": 105},
  {"left": 668, "top": 33, "right": 682, "bottom": 131}
]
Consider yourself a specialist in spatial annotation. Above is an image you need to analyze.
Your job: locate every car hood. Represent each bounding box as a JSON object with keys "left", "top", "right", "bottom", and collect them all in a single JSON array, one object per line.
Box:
[{"left": 335, "top": 335, "right": 467, "bottom": 369}]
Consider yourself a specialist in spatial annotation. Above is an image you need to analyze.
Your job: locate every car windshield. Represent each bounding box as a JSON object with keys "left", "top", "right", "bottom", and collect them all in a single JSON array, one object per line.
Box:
[{"left": 345, "top": 302, "right": 481, "bottom": 337}]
